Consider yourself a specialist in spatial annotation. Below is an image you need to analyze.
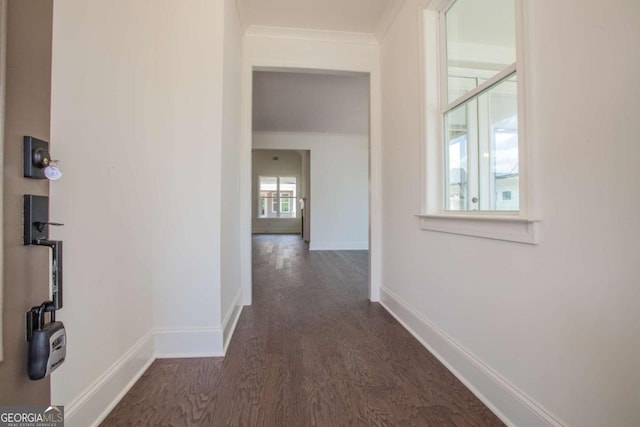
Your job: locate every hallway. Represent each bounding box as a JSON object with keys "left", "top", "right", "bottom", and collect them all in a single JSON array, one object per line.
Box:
[{"left": 102, "top": 235, "right": 502, "bottom": 426}]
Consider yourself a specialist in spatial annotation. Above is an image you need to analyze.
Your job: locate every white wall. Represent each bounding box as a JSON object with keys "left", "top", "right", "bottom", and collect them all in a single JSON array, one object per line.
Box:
[
  {"left": 241, "top": 27, "right": 383, "bottom": 303},
  {"left": 220, "top": 0, "right": 244, "bottom": 352},
  {"left": 252, "top": 149, "right": 302, "bottom": 234},
  {"left": 253, "top": 132, "right": 368, "bottom": 250},
  {"left": 148, "top": 0, "right": 224, "bottom": 358},
  {"left": 50, "top": 2, "right": 159, "bottom": 421},
  {"left": 380, "top": 1, "right": 640, "bottom": 426},
  {"left": 50, "top": 0, "right": 242, "bottom": 425}
]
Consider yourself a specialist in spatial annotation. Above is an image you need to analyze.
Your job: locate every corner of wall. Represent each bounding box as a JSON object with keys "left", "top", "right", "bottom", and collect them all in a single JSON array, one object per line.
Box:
[
  {"left": 154, "top": 328, "right": 224, "bottom": 359},
  {"left": 375, "top": 0, "right": 406, "bottom": 41},
  {"left": 60, "top": 308, "right": 248, "bottom": 427}
]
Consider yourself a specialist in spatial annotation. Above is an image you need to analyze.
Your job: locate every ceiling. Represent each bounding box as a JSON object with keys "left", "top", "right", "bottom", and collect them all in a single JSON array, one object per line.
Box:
[
  {"left": 253, "top": 71, "right": 370, "bottom": 135},
  {"left": 446, "top": 0, "right": 515, "bottom": 47},
  {"left": 244, "top": 1, "right": 387, "bottom": 135},
  {"left": 236, "top": 0, "right": 404, "bottom": 35}
]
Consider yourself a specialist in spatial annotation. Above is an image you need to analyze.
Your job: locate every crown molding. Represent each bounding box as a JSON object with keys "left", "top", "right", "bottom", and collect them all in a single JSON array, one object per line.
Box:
[{"left": 245, "top": 25, "right": 378, "bottom": 45}]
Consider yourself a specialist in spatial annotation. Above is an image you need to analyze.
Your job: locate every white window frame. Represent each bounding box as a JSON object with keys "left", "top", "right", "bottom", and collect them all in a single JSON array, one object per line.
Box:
[
  {"left": 257, "top": 176, "right": 298, "bottom": 219},
  {"left": 418, "top": 0, "right": 539, "bottom": 244}
]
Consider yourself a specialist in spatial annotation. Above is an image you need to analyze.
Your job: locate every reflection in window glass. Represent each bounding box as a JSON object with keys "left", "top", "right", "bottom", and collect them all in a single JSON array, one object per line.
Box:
[
  {"left": 444, "top": 76, "right": 518, "bottom": 211},
  {"left": 258, "top": 177, "right": 277, "bottom": 218},
  {"left": 445, "top": 104, "right": 469, "bottom": 210},
  {"left": 279, "top": 177, "right": 297, "bottom": 218},
  {"left": 445, "top": 0, "right": 516, "bottom": 103},
  {"left": 442, "top": 0, "right": 518, "bottom": 211}
]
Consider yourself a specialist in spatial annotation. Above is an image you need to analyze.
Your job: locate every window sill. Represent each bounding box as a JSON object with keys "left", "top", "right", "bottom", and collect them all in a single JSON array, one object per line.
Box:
[{"left": 416, "top": 213, "right": 540, "bottom": 244}]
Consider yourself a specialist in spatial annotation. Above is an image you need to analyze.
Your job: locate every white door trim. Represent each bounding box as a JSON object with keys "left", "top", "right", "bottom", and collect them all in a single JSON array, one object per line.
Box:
[{"left": 240, "top": 28, "right": 382, "bottom": 304}]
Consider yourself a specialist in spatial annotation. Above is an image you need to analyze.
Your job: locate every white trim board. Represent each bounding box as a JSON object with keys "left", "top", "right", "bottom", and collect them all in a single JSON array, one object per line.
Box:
[
  {"left": 155, "top": 327, "right": 224, "bottom": 358},
  {"left": 380, "top": 287, "right": 565, "bottom": 427},
  {"left": 59, "top": 331, "right": 155, "bottom": 427},
  {"left": 241, "top": 29, "right": 383, "bottom": 306},
  {"left": 417, "top": 214, "right": 540, "bottom": 244},
  {"left": 245, "top": 26, "right": 378, "bottom": 46}
]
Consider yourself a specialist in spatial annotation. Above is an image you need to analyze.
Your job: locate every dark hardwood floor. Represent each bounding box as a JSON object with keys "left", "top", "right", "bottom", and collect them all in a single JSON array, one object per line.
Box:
[{"left": 101, "top": 235, "right": 503, "bottom": 426}]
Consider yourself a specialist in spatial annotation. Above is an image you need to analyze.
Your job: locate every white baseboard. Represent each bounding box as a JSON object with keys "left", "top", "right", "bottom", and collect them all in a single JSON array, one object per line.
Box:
[
  {"left": 222, "top": 288, "right": 244, "bottom": 354},
  {"left": 380, "top": 287, "right": 564, "bottom": 427},
  {"left": 62, "top": 331, "right": 155, "bottom": 427},
  {"left": 154, "top": 327, "right": 224, "bottom": 358},
  {"left": 309, "top": 241, "right": 369, "bottom": 250}
]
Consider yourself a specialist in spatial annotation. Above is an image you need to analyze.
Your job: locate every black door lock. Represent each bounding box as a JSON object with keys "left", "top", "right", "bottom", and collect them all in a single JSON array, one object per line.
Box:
[
  {"left": 26, "top": 301, "right": 67, "bottom": 380},
  {"left": 34, "top": 221, "right": 64, "bottom": 233},
  {"left": 22, "top": 193, "right": 67, "bottom": 379}
]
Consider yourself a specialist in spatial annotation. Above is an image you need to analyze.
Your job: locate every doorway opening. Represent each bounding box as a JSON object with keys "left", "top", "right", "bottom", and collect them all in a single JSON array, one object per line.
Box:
[{"left": 249, "top": 68, "right": 371, "bottom": 298}]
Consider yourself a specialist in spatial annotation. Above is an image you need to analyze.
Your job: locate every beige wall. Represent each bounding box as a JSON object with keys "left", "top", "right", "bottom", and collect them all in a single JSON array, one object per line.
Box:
[
  {"left": 380, "top": 0, "right": 640, "bottom": 426},
  {"left": 1, "top": 0, "right": 53, "bottom": 405}
]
